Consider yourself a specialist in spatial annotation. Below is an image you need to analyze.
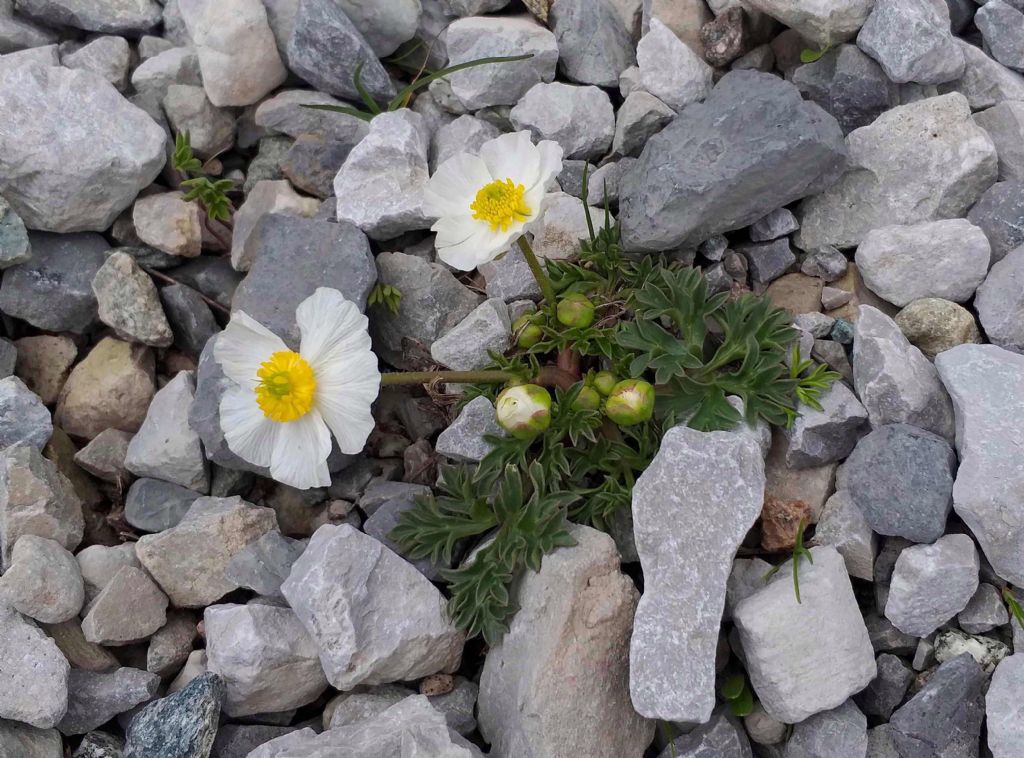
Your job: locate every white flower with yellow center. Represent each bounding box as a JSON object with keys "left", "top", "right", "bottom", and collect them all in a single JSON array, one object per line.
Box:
[
  {"left": 423, "top": 131, "right": 564, "bottom": 271},
  {"left": 214, "top": 288, "right": 380, "bottom": 490}
]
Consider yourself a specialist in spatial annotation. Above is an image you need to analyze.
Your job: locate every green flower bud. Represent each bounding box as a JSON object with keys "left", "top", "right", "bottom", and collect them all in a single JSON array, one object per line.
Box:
[
  {"left": 512, "top": 314, "right": 543, "bottom": 349},
  {"left": 592, "top": 370, "right": 618, "bottom": 396},
  {"left": 573, "top": 385, "right": 602, "bottom": 411},
  {"left": 556, "top": 293, "right": 596, "bottom": 328},
  {"left": 496, "top": 384, "right": 552, "bottom": 440},
  {"left": 604, "top": 379, "right": 655, "bottom": 426}
]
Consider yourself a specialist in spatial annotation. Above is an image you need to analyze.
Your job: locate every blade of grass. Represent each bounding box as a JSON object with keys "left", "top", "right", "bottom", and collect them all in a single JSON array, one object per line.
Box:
[
  {"left": 299, "top": 103, "right": 374, "bottom": 122},
  {"left": 386, "top": 54, "right": 534, "bottom": 111}
]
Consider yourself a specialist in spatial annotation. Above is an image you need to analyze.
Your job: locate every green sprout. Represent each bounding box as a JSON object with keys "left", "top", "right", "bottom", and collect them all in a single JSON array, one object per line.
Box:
[
  {"left": 790, "top": 345, "right": 842, "bottom": 414},
  {"left": 1003, "top": 586, "right": 1024, "bottom": 629},
  {"left": 800, "top": 44, "right": 832, "bottom": 64},
  {"left": 368, "top": 283, "right": 402, "bottom": 315},
  {"left": 764, "top": 518, "right": 814, "bottom": 603},
  {"left": 172, "top": 132, "right": 234, "bottom": 222},
  {"left": 720, "top": 673, "right": 755, "bottom": 717}
]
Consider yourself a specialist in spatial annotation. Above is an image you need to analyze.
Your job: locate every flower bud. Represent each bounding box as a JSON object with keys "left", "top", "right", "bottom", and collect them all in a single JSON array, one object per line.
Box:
[
  {"left": 496, "top": 384, "right": 552, "bottom": 440},
  {"left": 556, "top": 293, "right": 596, "bottom": 328},
  {"left": 604, "top": 379, "right": 655, "bottom": 426},
  {"left": 573, "top": 385, "right": 602, "bottom": 411},
  {"left": 512, "top": 314, "right": 543, "bottom": 349},
  {"left": 592, "top": 370, "right": 618, "bottom": 396}
]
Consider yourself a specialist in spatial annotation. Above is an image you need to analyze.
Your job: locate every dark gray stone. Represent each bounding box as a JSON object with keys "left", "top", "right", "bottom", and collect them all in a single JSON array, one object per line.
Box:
[
  {"left": 159, "top": 284, "right": 219, "bottom": 357},
  {"left": 124, "top": 672, "right": 225, "bottom": 758},
  {"left": 845, "top": 424, "right": 956, "bottom": 543},
  {"left": 549, "top": 0, "right": 635, "bottom": 88},
  {"left": 657, "top": 708, "right": 752, "bottom": 757},
  {"left": 738, "top": 239, "right": 796, "bottom": 285},
  {"left": 854, "top": 654, "right": 913, "bottom": 719},
  {"left": 619, "top": 70, "right": 846, "bottom": 252},
  {"left": 281, "top": 134, "right": 352, "bottom": 199},
  {"left": 966, "top": 180, "right": 1024, "bottom": 265},
  {"left": 234, "top": 213, "right": 376, "bottom": 343},
  {"left": 223, "top": 531, "right": 305, "bottom": 598},
  {"left": 74, "top": 731, "right": 124, "bottom": 757},
  {"left": 782, "top": 699, "right": 867, "bottom": 758},
  {"left": 800, "top": 246, "right": 848, "bottom": 282},
  {"left": 14, "top": 0, "right": 160, "bottom": 34},
  {"left": 210, "top": 724, "right": 296, "bottom": 758},
  {"left": 888, "top": 654, "right": 986, "bottom": 758},
  {"left": 364, "top": 496, "right": 450, "bottom": 581},
  {"left": 0, "top": 231, "right": 107, "bottom": 332},
  {"left": 286, "top": 0, "right": 395, "bottom": 103},
  {"left": 168, "top": 257, "right": 243, "bottom": 310},
  {"left": 749, "top": 208, "right": 799, "bottom": 242},
  {"left": 976, "top": 1, "right": 1024, "bottom": 73},
  {"left": 857, "top": 0, "right": 965, "bottom": 85},
  {"left": 792, "top": 44, "right": 899, "bottom": 134},
  {"left": 124, "top": 478, "right": 201, "bottom": 533},
  {"left": 865, "top": 614, "right": 918, "bottom": 656},
  {"left": 59, "top": 668, "right": 160, "bottom": 736},
  {"left": 0, "top": 338, "right": 15, "bottom": 379}
]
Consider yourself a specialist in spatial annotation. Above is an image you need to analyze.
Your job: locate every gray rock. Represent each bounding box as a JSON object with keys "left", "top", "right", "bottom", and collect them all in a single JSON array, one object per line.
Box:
[
  {"left": 129, "top": 46, "right": 202, "bottom": 99},
  {"left": 81, "top": 566, "right": 169, "bottom": 646},
  {"left": 636, "top": 18, "right": 713, "bottom": 113},
  {"left": 124, "top": 371, "right": 209, "bottom": 492},
  {"left": 285, "top": 0, "right": 393, "bottom": 103},
  {"left": 162, "top": 84, "right": 235, "bottom": 159},
  {"left": 977, "top": 1, "right": 1024, "bottom": 73},
  {"left": 281, "top": 135, "right": 352, "bottom": 199},
  {"left": 280, "top": 524, "right": 464, "bottom": 689},
  {"left": 958, "top": 583, "right": 1008, "bottom": 634},
  {"left": 371, "top": 252, "right": 482, "bottom": 370},
  {"left": 550, "top": 0, "right": 635, "bottom": 88},
  {"left": 797, "top": 93, "right": 997, "bottom": 250},
  {"left": 0, "top": 536, "right": 83, "bottom": 624},
  {"left": 784, "top": 381, "right": 868, "bottom": 468},
  {"left": 430, "top": 299, "right": 511, "bottom": 372},
  {"left": 0, "top": 720, "right": 62, "bottom": 757},
  {"left": 135, "top": 496, "right": 278, "bottom": 608},
  {"left": 131, "top": 193, "right": 203, "bottom": 259},
  {"left": 61, "top": 35, "right": 131, "bottom": 92},
  {"left": 179, "top": 0, "right": 286, "bottom": 107},
  {"left": 734, "top": 547, "right": 877, "bottom": 724},
  {"left": 865, "top": 613, "right": 919, "bottom": 657},
  {"left": 793, "top": 313, "right": 836, "bottom": 338},
  {"left": 658, "top": 708, "right": 752, "bottom": 757},
  {"left": 0, "top": 376, "right": 51, "bottom": 452},
  {"left": 855, "top": 220, "right": 991, "bottom": 307},
  {"left": 159, "top": 284, "right": 218, "bottom": 357},
  {"left": 434, "top": 396, "right": 505, "bottom": 463},
  {"left": 630, "top": 425, "right": 765, "bottom": 723},
  {"left": 74, "top": 731, "right": 124, "bottom": 757},
  {"left": 325, "top": 685, "right": 413, "bottom": 729},
  {"left": 443, "top": 17, "right": 558, "bottom": 109},
  {"left": 0, "top": 65, "right": 165, "bottom": 232},
  {"left": 223, "top": 531, "right": 304, "bottom": 598},
  {"left": 0, "top": 196, "right": 29, "bottom": 269},
  {"left": 430, "top": 114, "right": 500, "bottom": 171},
  {"left": 253, "top": 89, "right": 369, "bottom": 146},
  {"left": 935, "top": 344, "right": 1024, "bottom": 585},
  {"left": 0, "top": 338, "right": 14, "bottom": 380},
  {"left": 739, "top": 239, "right": 796, "bottom": 286},
  {"left": 612, "top": 90, "right": 674, "bottom": 159},
  {"left": 620, "top": 70, "right": 846, "bottom": 252},
  {"left": 0, "top": 445, "right": 83, "bottom": 570},
  {"left": 75, "top": 543, "right": 140, "bottom": 602},
  {"left": 750, "top": 208, "right": 799, "bottom": 243},
  {"left": 0, "top": 0, "right": 58, "bottom": 53},
  {"left": 123, "top": 672, "right": 225, "bottom": 758},
  {"left": 987, "top": 654, "right": 1024, "bottom": 758},
  {"left": 14, "top": 0, "right": 159, "bottom": 33},
  {"left": 231, "top": 180, "right": 321, "bottom": 271},
  {"left": 510, "top": 82, "right": 614, "bottom": 160},
  {"left": 92, "top": 252, "right": 173, "bottom": 347},
  {"left": 885, "top": 534, "right": 979, "bottom": 637},
  {"left": 976, "top": 243, "right": 1024, "bottom": 353},
  {"left": 210, "top": 724, "right": 298, "bottom": 758},
  {"left": 234, "top": 213, "right": 376, "bottom": 342},
  {"left": 363, "top": 496, "right": 449, "bottom": 581},
  {"left": 782, "top": 699, "right": 867, "bottom": 758},
  {"left": 939, "top": 38, "right": 1024, "bottom": 111},
  {"left": 204, "top": 603, "right": 328, "bottom": 717},
  {"left": 333, "top": 0, "right": 419, "bottom": 57},
  {"left": 856, "top": 653, "right": 913, "bottom": 720},
  {"left": 0, "top": 231, "right": 108, "bottom": 333},
  {"left": 124, "top": 478, "right": 200, "bottom": 533},
  {"left": 334, "top": 110, "right": 431, "bottom": 240},
  {"left": 934, "top": 628, "right": 1010, "bottom": 672},
  {"left": 146, "top": 611, "right": 198, "bottom": 677},
  {"left": 814, "top": 489, "right": 876, "bottom": 580},
  {"left": 0, "top": 603, "right": 69, "bottom": 728},
  {"left": 59, "top": 668, "right": 159, "bottom": 736},
  {"left": 852, "top": 305, "right": 955, "bottom": 441},
  {"left": 429, "top": 677, "right": 478, "bottom": 737},
  {"left": 845, "top": 424, "right": 956, "bottom": 543},
  {"left": 479, "top": 246, "right": 542, "bottom": 302},
  {"left": 889, "top": 654, "right": 986, "bottom": 758},
  {"left": 746, "top": 0, "right": 871, "bottom": 47},
  {"left": 73, "top": 429, "right": 132, "bottom": 485},
  {"left": 242, "top": 137, "right": 291, "bottom": 195},
  {"left": 530, "top": 191, "right": 604, "bottom": 259},
  {"left": 975, "top": 102, "right": 1024, "bottom": 182},
  {"left": 800, "top": 246, "right": 848, "bottom": 282},
  {"left": 967, "top": 181, "right": 1024, "bottom": 266},
  {"left": 857, "top": 0, "right": 964, "bottom": 84}
]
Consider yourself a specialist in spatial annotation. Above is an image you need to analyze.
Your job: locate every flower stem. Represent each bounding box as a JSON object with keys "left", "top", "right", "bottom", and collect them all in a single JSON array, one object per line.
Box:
[
  {"left": 381, "top": 370, "right": 514, "bottom": 385},
  {"left": 517, "top": 235, "right": 556, "bottom": 307}
]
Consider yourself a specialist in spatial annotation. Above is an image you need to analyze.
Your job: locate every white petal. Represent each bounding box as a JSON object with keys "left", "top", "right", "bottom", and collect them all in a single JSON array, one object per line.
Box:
[
  {"left": 423, "top": 152, "right": 491, "bottom": 219},
  {"left": 270, "top": 411, "right": 332, "bottom": 489},
  {"left": 220, "top": 386, "right": 280, "bottom": 468},
  {"left": 521, "top": 185, "right": 549, "bottom": 235},
  {"left": 296, "top": 288, "right": 376, "bottom": 370},
  {"left": 434, "top": 214, "right": 515, "bottom": 270},
  {"left": 314, "top": 366, "right": 379, "bottom": 455},
  {"left": 479, "top": 131, "right": 540, "bottom": 188},
  {"left": 527, "top": 140, "right": 564, "bottom": 194},
  {"left": 214, "top": 311, "right": 288, "bottom": 389}
]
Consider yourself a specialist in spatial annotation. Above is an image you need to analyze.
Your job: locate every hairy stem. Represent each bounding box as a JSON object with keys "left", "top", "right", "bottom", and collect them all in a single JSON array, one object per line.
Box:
[
  {"left": 379, "top": 365, "right": 577, "bottom": 390},
  {"left": 516, "top": 235, "right": 556, "bottom": 307}
]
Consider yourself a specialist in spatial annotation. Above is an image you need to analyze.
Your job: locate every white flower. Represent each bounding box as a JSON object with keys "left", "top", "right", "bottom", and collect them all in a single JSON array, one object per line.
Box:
[
  {"left": 214, "top": 288, "right": 380, "bottom": 490},
  {"left": 423, "top": 131, "right": 563, "bottom": 271}
]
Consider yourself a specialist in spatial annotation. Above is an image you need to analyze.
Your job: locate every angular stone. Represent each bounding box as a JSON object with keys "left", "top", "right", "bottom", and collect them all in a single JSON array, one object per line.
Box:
[
  {"left": 254, "top": 89, "right": 369, "bottom": 146},
  {"left": 530, "top": 191, "right": 604, "bottom": 259},
  {"left": 976, "top": 243, "right": 1024, "bottom": 353},
  {"left": 966, "top": 181, "right": 1024, "bottom": 266},
  {"left": 75, "top": 543, "right": 140, "bottom": 602},
  {"left": 885, "top": 534, "right": 979, "bottom": 637},
  {"left": 430, "top": 299, "right": 511, "bottom": 372},
  {"left": 934, "top": 628, "right": 1010, "bottom": 672},
  {"left": 56, "top": 338, "right": 156, "bottom": 440},
  {"left": 135, "top": 496, "right": 278, "bottom": 607},
  {"left": 746, "top": 0, "right": 870, "bottom": 47},
  {"left": 784, "top": 380, "right": 868, "bottom": 469},
  {"left": 230, "top": 180, "right": 321, "bottom": 271},
  {"left": 734, "top": 547, "right": 876, "bottom": 723},
  {"left": 987, "top": 654, "right": 1024, "bottom": 758},
  {"left": 430, "top": 114, "right": 500, "bottom": 171},
  {"left": 976, "top": 101, "right": 1024, "bottom": 182},
  {"left": 852, "top": 305, "right": 955, "bottom": 440},
  {"left": 124, "top": 478, "right": 199, "bottom": 533},
  {"left": 204, "top": 603, "right": 327, "bottom": 717},
  {"left": 797, "top": 93, "right": 997, "bottom": 250},
  {"left": 976, "top": 1, "right": 1024, "bottom": 73},
  {"left": 739, "top": 239, "right": 796, "bottom": 286},
  {"left": 92, "top": 252, "right": 173, "bottom": 347},
  {"left": 434, "top": 396, "right": 505, "bottom": 463},
  {"left": 939, "top": 38, "right": 1024, "bottom": 111},
  {"left": 855, "top": 219, "right": 991, "bottom": 307},
  {"left": 73, "top": 429, "right": 132, "bottom": 485},
  {"left": 0, "top": 603, "right": 69, "bottom": 728},
  {"left": 510, "top": 82, "right": 614, "bottom": 160},
  {"left": 958, "top": 583, "right": 1008, "bottom": 634},
  {"left": 146, "top": 611, "right": 198, "bottom": 677},
  {"left": 179, "top": 0, "right": 286, "bottom": 107},
  {"left": 479, "top": 525, "right": 652, "bottom": 756},
  {"left": 0, "top": 536, "right": 83, "bottom": 624},
  {"left": 889, "top": 654, "right": 986, "bottom": 757},
  {"left": 132, "top": 192, "right": 203, "bottom": 259},
  {"left": 334, "top": 110, "right": 431, "bottom": 241},
  {"left": 636, "top": 18, "right": 712, "bottom": 113},
  {"left": 130, "top": 46, "right": 201, "bottom": 99},
  {"left": 0, "top": 231, "right": 107, "bottom": 333},
  {"left": 792, "top": 45, "right": 899, "bottom": 135},
  {"left": 14, "top": 0, "right": 159, "bottom": 32},
  {"left": 61, "top": 35, "right": 131, "bottom": 92},
  {"left": 0, "top": 64, "right": 165, "bottom": 232},
  {"left": 163, "top": 84, "right": 234, "bottom": 159},
  {"left": 612, "top": 90, "right": 674, "bottom": 159},
  {"left": 234, "top": 214, "right": 376, "bottom": 341},
  {"left": 658, "top": 708, "right": 752, "bottom": 757},
  {"left": 0, "top": 377, "right": 50, "bottom": 452},
  {"left": 814, "top": 489, "right": 876, "bottom": 580},
  {"left": 281, "top": 524, "right": 464, "bottom": 689},
  {"left": 59, "top": 668, "right": 159, "bottom": 736},
  {"left": 325, "top": 685, "right": 412, "bottom": 729},
  {"left": 855, "top": 654, "right": 913, "bottom": 720},
  {"left": 895, "top": 298, "right": 981, "bottom": 359},
  {"left": 550, "top": 0, "right": 635, "bottom": 88},
  {"left": 0, "top": 196, "right": 29, "bottom": 268},
  {"left": 935, "top": 345, "right": 1024, "bottom": 584},
  {"left": 281, "top": 134, "right": 352, "bottom": 199},
  {"left": 209, "top": 724, "right": 298, "bottom": 758},
  {"left": 123, "top": 672, "right": 225, "bottom": 758},
  {"left": 630, "top": 425, "right": 765, "bottom": 723},
  {"left": 620, "top": 70, "right": 846, "bottom": 252},
  {"left": 782, "top": 699, "right": 867, "bottom": 758},
  {"left": 443, "top": 16, "right": 557, "bottom": 110},
  {"left": 159, "top": 283, "right": 218, "bottom": 357},
  {"left": 223, "top": 530, "right": 304, "bottom": 598},
  {"left": 12, "top": 336, "right": 75, "bottom": 406},
  {"left": 81, "top": 566, "right": 169, "bottom": 646},
  {"left": 749, "top": 208, "right": 799, "bottom": 243},
  {"left": 0, "top": 720, "right": 62, "bottom": 757},
  {"left": 73, "top": 731, "right": 123, "bottom": 757},
  {"left": 857, "top": 0, "right": 964, "bottom": 85}
]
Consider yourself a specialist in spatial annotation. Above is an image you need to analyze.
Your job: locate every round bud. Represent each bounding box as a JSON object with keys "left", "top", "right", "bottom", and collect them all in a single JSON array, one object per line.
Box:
[
  {"left": 556, "top": 293, "right": 596, "bottom": 328},
  {"left": 512, "top": 314, "right": 543, "bottom": 349},
  {"left": 573, "top": 386, "right": 602, "bottom": 411},
  {"left": 495, "top": 384, "right": 552, "bottom": 440},
  {"left": 604, "top": 379, "right": 655, "bottom": 426},
  {"left": 592, "top": 370, "right": 618, "bottom": 396}
]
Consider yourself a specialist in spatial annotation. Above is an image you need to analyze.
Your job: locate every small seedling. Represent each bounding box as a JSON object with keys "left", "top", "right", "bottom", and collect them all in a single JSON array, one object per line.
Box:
[
  {"left": 764, "top": 518, "right": 814, "bottom": 603},
  {"left": 172, "top": 131, "right": 234, "bottom": 222},
  {"left": 1003, "top": 586, "right": 1024, "bottom": 628},
  {"left": 368, "top": 283, "right": 402, "bottom": 315},
  {"left": 800, "top": 44, "right": 832, "bottom": 63},
  {"left": 720, "top": 673, "right": 755, "bottom": 717},
  {"left": 790, "top": 345, "right": 842, "bottom": 414}
]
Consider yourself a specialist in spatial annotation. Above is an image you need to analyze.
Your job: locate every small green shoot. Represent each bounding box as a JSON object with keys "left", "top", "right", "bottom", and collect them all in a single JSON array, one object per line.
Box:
[
  {"left": 720, "top": 673, "right": 755, "bottom": 717},
  {"left": 790, "top": 345, "right": 842, "bottom": 414},
  {"left": 800, "top": 45, "right": 832, "bottom": 64},
  {"left": 1003, "top": 586, "right": 1024, "bottom": 628},
  {"left": 368, "top": 283, "right": 402, "bottom": 315},
  {"left": 172, "top": 131, "right": 234, "bottom": 222},
  {"left": 764, "top": 518, "right": 813, "bottom": 603}
]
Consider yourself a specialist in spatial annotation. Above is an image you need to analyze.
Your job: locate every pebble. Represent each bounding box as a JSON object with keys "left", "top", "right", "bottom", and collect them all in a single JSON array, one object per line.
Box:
[
  {"left": 885, "top": 534, "right": 979, "bottom": 637},
  {"left": 430, "top": 298, "right": 511, "bottom": 372},
  {"left": 73, "top": 731, "right": 123, "bottom": 757},
  {"left": 10, "top": 337, "right": 74, "bottom": 406},
  {"left": 894, "top": 298, "right": 981, "bottom": 359},
  {"left": 986, "top": 654, "right": 1024, "bottom": 757},
  {"left": 800, "top": 246, "right": 848, "bottom": 282},
  {"left": 765, "top": 273, "right": 824, "bottom": 316},
  {"left": 530, "top": 192, "right": 604, "bottom": 259},
  {"left": 59, "top": 668, "right": 160, "bottom": 736},
  {"left": 81, "top": 565, "right": 169, "bottom": 645},
  {"left": 749, "top": 207, "right": 799, "bottom": 242},
  {"left": 637, "top": 18, "right": 713, "bottom": 112},
  {"left": 511, "top": 82, "right": 614, "bottom": 160},
  {"left": 857, "top": 0, "right": 965, "bottom": 84},
  {"left": 958, "top": 583, "right": 1009, "bottom": 634},
  {"left": 281, "top": 135, "right": 351, "bottom": 199},
  {"left": 739, "top": 239, "right": 796, "bottom": 286},
  {"left": 230, "top": 180, "right": 321, "bottom": 271},
  {"left": 130, "top": 46, "right": 201, "bottom": 99},
  {"left": 0, "top": 376, "right": 51, "bottom": 451},
  {"left": 92, "top": 251, "right": 173, "bottom": 347},
  {"left": 550, "top": 0, "right": 635, "bottom": 88},
  {"left": 814, "top": 489, "right": 876, "bottom": 580},
  {"left": 163, "top": 84, "right": 235, "bottom": 159},
  {"left": 0, "top": 603, "right": 69, "bottom": 729},
  {"left": 326, "top": 685, "right": 412, "bottom": 729},
  {"left": 976, "top": 243, "right": 1024, "bottom": 353},
  {"left": 976, "top": 0, "right": 1024, "bottom": 73},
  {"left": 123, "top": 672, "right": 225, "bottom": 758},
  {"left": 0, "top": 535, "right": 83, "bottom": 624},
  {"left": 16, "top": 0, "right": 160, "bottom": 33},
  {"left": 146, "top": 610, "right": 198, "bottom": 677}
]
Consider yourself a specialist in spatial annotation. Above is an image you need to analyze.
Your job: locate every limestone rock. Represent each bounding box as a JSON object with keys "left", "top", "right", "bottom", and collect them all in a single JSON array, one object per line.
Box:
[
  {"left": 637, "top": 18, "right": 713, "bottom": 112},
  {"left": 987, "top": 654, "right": 1024, "bottom": 758},
  {"left": 92, "top": 251, "right": 173, "bottom": 347},
  {"left": 746, "top": 0, "right": 871, "bottom": 48},
  {"left": 0, "top": 536, "right": 83, "bottom": 624},
  {"left": 434, "top": 396, "right": 505, "bottom": 463},
  {"left": 430, "top": 299, "right": 511, "bottom": 372},
  {"left": 0, "top": 376, "right": 51, "bottom": 452},
  {"left": 132, "top": 192, "right": 203, "bottom": 258},
  {"left": 975, "top": 243, "right": 1024, "bottom": 354},
  {"left": 782, "top": 699, "right": 867, "bottom": 758},
  {"left": 857, "top": 0, "right": 964, "bottom": 84},
  {"left": 975, "top": 100, "right": 1024, "bottom": 182},
  {"left": 894, "top": 298, "right": 981, "bottom": 359},
  {"left": 230, "top": 180, "right": 321, "bottom": 272},
  {"left": 58, "top": 667, "right": 159, "bottom": 736},
  {"left": 510, "top": 82, "right": 614, "bottom": 160},
  {"left": 783, "top": 381, "right": 868, "bottom": 468},
  {"left": 0, "top": 603, "right": 69, "bottom": 729},
  {"left": 81, "top": 566, "right": 169, "bottom": 646},
  {"left": 549, "top": 0, "right": 636, "bottom": 88},
  {"left": 814, "top": 489, "right": 876, "bottom": 580}
]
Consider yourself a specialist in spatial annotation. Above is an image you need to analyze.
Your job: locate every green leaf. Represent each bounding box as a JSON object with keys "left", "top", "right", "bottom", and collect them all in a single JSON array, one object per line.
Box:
[
  {"left": 728, "top": 685, "right": 754, "bottom": 717},
  {"left": 352, "top": 62, "right": 383, "bottom": 115},
  {"left": 1004, "top": 586, "right": 1024, "bottom": 629},
  {"left": 300, "top": 103, "right": 375, "bottom": 122},
  {"left": 800, "top": 45, "right": 831, "bottom": 63},
  {"left": 720, "top": 673, "right": 746, "bottom": 701}
]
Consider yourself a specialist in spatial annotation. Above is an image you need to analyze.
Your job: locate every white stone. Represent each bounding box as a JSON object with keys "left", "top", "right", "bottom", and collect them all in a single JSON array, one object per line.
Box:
[
  {"left": 509, "top": 82, "right": 615, "bottom": 160},
  {"left": 745, "top": 0, "right": 871, "bottom": 48},
  {"left": 637, "top": 18, "right": 713, "bottom": 111},
  {"left": 814, "top": 489, "right": 876, "bottom": 581},
  {"left": 987, "top": 654, "right": 1024, "bottom": 758},
  {"left": 61, "top": 35, "right": 131, "bottom": 92},
  {"left": 434, "top": 396, "right": 505, "bottom": 463},
  {"left": 334, "top": 0, "right": 420, "bottom": 57},
  {"left": 531, "top": 192, "right": 604, "bottom": 260},
  {"left": 230, "top": 180, "right": 320, "bottom": 271},
  {"left": 975, "top": 243, "right": 1024, "bottom": 354},
  {"left": 430, "top": 299, "right": 511, "bottom": 372},
  {"left": 129, "top": 46, "right": 201, "bottom": 99},
  {"left": 0, "top": 604, "right": 68, "bottom": 729},
  {"left": 0, "top": 535, "right": 83, "bottom": 624}
]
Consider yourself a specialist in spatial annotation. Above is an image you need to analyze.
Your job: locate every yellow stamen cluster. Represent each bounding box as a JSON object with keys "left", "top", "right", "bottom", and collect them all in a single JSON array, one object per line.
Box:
[
  {"left": 255, "top": 350, "right": 317, "bottom": 422},
  {"left": 470, "top": 178, "right": 531, "bottom": 232}
]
